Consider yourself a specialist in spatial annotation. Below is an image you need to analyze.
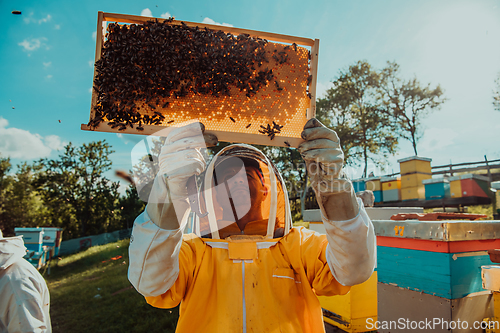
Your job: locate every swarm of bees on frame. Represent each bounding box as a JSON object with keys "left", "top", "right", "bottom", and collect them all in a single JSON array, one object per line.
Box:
[{"left": 90, "top": 18, "right": 311, "bottom": 134}]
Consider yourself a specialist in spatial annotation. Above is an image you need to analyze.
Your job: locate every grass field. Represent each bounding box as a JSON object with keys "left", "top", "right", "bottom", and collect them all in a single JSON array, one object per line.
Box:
[{"left": 45, "top": 239, "right": 179, "bottom": 333}]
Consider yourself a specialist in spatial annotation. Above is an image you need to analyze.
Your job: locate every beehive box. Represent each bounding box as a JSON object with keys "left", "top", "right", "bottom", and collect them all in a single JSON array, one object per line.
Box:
[
  {"left": 352, "top": 179, "right": 366, "bottom": 193},
  {"left": 373, "top": 190, "right": 383, "bottom": 203},
  {"left": 374, "top": 219, "right": 500, "bottom": 299},
  {"left": 449, "top": 176, "right": 462, "bottom": 198},
  {"left": 82, "top": 12, "right": 319, "bottom": 148},
  {"left": 423, "top": 177, "right": 451, "bottom": 200},
  {"left": 365, "top": 177, "right": 381, "bottom": 191},
  {"left": 381, "top": 177, "right": 401, "bottom": 191},
  {"left": 319, "top": 272, "right": 378, "bottom": 332},
  {"left": 400, "top": 185, "right": 425, "bottom": 201},
  {"left": 374, "top": 219, "right": 500, "bottom": 332},
  {"left": 14, "top": 227, "right": 44, "bottom": 253},
  {"left": 460, "top": 174, "right": 490, "bottom": 198},
  {"left": 397, "top": 156, "right": 432, "bottom": 175},
  {"left": 400, "top": 172, "right": 432, "bottom": 189}
]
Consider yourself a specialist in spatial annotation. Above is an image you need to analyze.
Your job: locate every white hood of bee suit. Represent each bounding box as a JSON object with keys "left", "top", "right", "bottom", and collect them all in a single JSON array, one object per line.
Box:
[
  {"left": 0, "top": 236, "right": 27, "bottom": 270},
  {"left": 193, "top": 144, "right": 293, "bottom": 240}
]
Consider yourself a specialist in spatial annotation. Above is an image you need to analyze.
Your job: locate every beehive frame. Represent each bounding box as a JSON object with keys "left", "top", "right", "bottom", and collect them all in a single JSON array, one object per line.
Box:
[{"left": 82, "top": 12, "right": 319, "bottom": 148}]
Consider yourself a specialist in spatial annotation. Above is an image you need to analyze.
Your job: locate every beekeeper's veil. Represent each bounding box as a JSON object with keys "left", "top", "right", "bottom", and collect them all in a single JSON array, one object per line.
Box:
[{"left": 190, "top": 144, "right": 293, "bottom": 240}]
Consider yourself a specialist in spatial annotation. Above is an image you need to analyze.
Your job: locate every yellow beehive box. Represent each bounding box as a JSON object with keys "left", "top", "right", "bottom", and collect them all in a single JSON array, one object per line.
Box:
[
  {"left": 400, "top": 185, "right": 426, "bottom": 201},
  {"left": 449, "top": 176, "right": 462, "bottom": 198},
  {"left": 318, "top": 272, "right": 378, "bottom": 332},
  {"left": 397, "top": 156, "right": 432, "bottom": 175},
  {"left": 400, "top": 173, "right": 432, "bottom": 189},
  {"left": 492, "top": 181, "right": 500, "bottom": 211},
  {"left": 365, "top": 177, "right": 381, "bottom": 191},
  {"left": 381, "top": 177, "right": 401, "bottom": 191}
]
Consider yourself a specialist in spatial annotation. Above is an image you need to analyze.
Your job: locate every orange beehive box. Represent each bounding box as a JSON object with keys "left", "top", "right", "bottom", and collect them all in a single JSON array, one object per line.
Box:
[{"left": 82, "top": 12, "right": 319, "bottom": 148}]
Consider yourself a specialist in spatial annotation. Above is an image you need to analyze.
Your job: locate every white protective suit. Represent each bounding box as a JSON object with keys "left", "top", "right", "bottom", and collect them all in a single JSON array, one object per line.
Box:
[
  {"left": 128, "top": 140, "right": 376, "bottom": 333},
  {"left": 0, "top": 233, "right": 51, "bottom": 333}
]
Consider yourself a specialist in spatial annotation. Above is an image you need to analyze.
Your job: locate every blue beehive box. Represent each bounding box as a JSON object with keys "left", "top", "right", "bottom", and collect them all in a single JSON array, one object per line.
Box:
[
  {"left": 423, "top": 177, "right": 450, "bottom": 200},
  {"left": 373, "top": 190, "right": 383, "bottom": 203},
  {"left": 14, "top": 227, "right": 44, "bottom": 253},
  {"left": 374, "top": 219, "right": 500, "bottom": 332},
  {"left": 42, "top": 227, "right": 63, "bottom": 256},
  {"left": 352, "top": 179, "right": 366, "bottom": 193}
]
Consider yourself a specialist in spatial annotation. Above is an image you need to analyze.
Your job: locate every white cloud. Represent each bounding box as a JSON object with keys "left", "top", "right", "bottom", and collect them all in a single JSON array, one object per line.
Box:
[
  {"left": 44, "top": 135, "right": 64, "bottom": 151},
  {"left": 54, "top": 24, "right": 60, "bottom": 30},
  {"left": 202, "top": 17, "right": 233, "bottom": 27},
  {"left": 161, "top": 12, "right": 172, "bottom": 19},
  {"left": 88, "top": 60, "right": 94, "bottom": 68},
  {"left": 18, "top": 38, "right": 47, "bottom": 52},
  {"left": 23, "top": 13, "right": 52, "bottom": 25},
  {"left": 38, "top": 14, "right": 52, "bottom": 24},
  {"left": 0, "top": 117, "right": 65, "bottom": 159},
  {"left": 89, "top": 87, "right": 93, "bottom": 93},
  {"left": 43, "top": 61, "right": 52, "bottom": 68},
  {"left": 141, "top": 8, "right": 153, "bottom": 17},
  {"left": 46, "top": 75, "right": 53, "bottom": 79},
  {"left": 92, "top": 31, "right": 97, "bottom": 41}
]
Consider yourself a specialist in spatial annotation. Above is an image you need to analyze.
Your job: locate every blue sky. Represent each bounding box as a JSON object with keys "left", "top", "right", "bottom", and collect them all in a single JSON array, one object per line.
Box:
[{"left": 1, "top": 0, "right": 500, "bottom": 191}]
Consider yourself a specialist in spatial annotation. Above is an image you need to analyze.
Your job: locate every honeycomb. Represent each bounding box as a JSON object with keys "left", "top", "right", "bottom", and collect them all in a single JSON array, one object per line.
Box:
[{"left": 90, "top": 17, "right": 314, "bottom": 140}]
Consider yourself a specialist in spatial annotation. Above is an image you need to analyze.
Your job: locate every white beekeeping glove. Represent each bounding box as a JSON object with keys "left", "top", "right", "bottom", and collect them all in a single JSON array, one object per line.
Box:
[
  {"left": 299, "top": 118, "right": 375, "bottom": 286},
  {"left": 147, "top": 122, "right": 217, "bottom": 229},
  {"left": 298, "top": 118, "right": 359, "bottom": 221}
]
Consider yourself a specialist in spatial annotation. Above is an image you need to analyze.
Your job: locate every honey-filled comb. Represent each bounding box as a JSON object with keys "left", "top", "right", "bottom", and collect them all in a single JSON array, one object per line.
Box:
[{"left": 82, "top": 12, "right": 319, "bottom": 148}]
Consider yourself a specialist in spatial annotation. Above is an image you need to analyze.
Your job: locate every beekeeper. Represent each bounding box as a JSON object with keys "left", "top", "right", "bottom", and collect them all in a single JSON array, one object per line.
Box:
[
  {"left": 128, "top": 118, "right": 376, "bottom": 332},
  {"left": 0, "top": 229, "right": 52, "bottom": 333}
]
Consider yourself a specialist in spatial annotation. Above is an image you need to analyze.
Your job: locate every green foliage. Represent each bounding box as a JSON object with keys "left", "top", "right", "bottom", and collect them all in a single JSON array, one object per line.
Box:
[
  {"left": 0, "top": 156, "right": 13, "bottom": 235},
  {"left": 46, "top": 239, "right": 179, "bottom": 333},
  {"left": 318, "top": 60, "right": 447, "bottom": 175},
  {"left": 118, "top": 185, "right": 146, "bottom": 230},
  {"left": 35, "top": 141, "right": 121, "bottom": 239},
  {"left": 0, "top": 158, "right": 48, "bottom": 236},
  {"left": 379, "top": 61, "right": 446, "bottom": 155}
]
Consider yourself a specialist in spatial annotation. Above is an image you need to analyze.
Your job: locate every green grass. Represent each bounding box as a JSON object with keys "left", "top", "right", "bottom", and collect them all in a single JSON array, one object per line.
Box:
[{"left": 45, "top": 239, "right": 179, "bottom": 333}]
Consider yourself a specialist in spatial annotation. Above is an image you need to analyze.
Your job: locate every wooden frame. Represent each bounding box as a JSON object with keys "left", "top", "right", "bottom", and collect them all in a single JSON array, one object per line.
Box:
[{"left": 81, "top": 12, "right": 319, "bottom": 148}]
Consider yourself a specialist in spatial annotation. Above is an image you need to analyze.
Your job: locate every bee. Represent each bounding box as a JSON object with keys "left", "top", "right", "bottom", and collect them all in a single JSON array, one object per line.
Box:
[
  {"left": 167, "top": 120, "right": 175, "bottom": 124},
  {"left": 292, "top": 43, "right": 297, "bottom": 51},
  {"left": 245, "top": 123, "right": 251, "bottom": 128},
  {"left": 284, "top": 141, "right": 291, "bottom": 147},
  {"left": 229, "top": 117, "right": 236, "bottom": 122}
]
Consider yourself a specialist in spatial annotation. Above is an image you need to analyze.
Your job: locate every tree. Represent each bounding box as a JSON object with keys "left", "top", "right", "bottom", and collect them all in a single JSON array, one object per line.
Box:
[
  {"left": 0, "top": 159, "right": 48, "bottom": 237},
  {"left": 380, "top": 62, "right": 446, "bottom": 155},
  {"left": 0, "top": 156, "right": 13, "bottom": 235},
  {"left": 36, "top": 141, "right": 120, "bottom": 239},
  {"left": 118, "top": 185, "right": 146, "bottom": 230},
  {"left": 494, "top": 72, "right": 500, "bottom": 111},
  {"left": 317, "top": 60, "right": 399, "bottom": 177}
]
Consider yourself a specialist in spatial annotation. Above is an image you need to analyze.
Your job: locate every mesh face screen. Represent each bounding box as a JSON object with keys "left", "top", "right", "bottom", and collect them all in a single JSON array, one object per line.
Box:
[{"left": 89, "top": 16, "right": 316, "bottom": 142}]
